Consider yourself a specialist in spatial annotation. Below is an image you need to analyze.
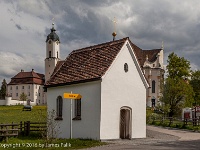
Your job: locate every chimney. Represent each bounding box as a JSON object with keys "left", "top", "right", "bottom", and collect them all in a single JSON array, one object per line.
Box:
[
  {"left": 21, "top": 69, "right": 24, "bottom": 72},
  {"left": 32, "top": 69, "right": 34, "bottom": 72}
]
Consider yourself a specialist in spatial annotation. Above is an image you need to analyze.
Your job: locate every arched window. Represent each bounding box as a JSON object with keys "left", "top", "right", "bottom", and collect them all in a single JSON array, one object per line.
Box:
[
  {"left": 49, "top": 51, "right": 51, "bottom": 58},
  {"left": 73, "top": 99, "right": 81, "bottom": 120},
  {"left": 56, "top": 96, "right": 63, "bottom": 120},
  {"left": 152, "top": 80, "right": 156, "bottom": 93}
]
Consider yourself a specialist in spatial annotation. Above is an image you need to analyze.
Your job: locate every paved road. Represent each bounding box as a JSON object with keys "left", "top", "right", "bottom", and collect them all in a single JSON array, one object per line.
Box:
[{"left": 82, "top": 125, "right": 200, "bottom": 150}]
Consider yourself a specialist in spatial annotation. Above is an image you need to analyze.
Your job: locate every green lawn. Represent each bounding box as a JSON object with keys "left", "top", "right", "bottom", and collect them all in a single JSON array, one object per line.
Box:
[
  {"left": 0, "top": 137, "right": 105, "bottom": 150},
  {"left": 0, "top": 106, "right": 106, "bottom": 149},
  {"left": 0, "top": 105, "right": 47, "bottom": 123}
]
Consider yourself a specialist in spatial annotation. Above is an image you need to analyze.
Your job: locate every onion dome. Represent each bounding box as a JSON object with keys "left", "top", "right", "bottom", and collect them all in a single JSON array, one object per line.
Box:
[{"left": 46, "top": 23, "right": 60, "bottom": 42}]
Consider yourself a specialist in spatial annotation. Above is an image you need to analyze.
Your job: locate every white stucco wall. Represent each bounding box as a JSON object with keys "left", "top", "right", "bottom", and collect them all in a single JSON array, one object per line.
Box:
[
  {"left": 7, "top": 84, "right": 45, "bottom": 106},
  {"left": 46, "top": 41, "right": 60, "bottom": 58},
  {"left": 47, "top": 81, "right": 101, "bottom": 140},
  {"left": 100, "top": 41, "right": 146, "bottom": 140},
  {"left": 0, "top": 97, "right": 28, "bottom": 105},
  {"left": 45, "top": 58, "right": 60, "bottom": 82},
  {"left": 45, "top": 40, "right": 60, "bottom": 82}
]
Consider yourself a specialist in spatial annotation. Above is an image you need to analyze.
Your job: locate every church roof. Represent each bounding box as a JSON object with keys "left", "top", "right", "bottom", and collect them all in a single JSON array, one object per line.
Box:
[
  {"left": 45, "top": 37, "right": 128, "bottom": 86},
  {"left": 46, "top": 26, "right": 60, "bottom": 42},
  {"left": 129, "top": 41, "right": 161, "bottom": 66},
  {"left": 8, "top": 70, "right": 44, "bottom": 85},
  {"left": 46, "top": 37, "right": 161, "bottom": 87}
]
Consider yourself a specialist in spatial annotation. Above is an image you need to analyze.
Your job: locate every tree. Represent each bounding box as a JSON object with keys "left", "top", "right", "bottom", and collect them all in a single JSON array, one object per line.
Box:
[
  {"left": 0, "top": 79, "right": 7, "bottom": 99},
  {"left": 167, "top": 52, "right": 191, "bottom": 79},
  {"left": 161, "top": 52, "right": 194, "bottom": 117},
  {"left": 20, "top": 92, "right": 28, "bottom": 105},
  {"left": 190, "top": 70, "right": 200, "bottom": 105},
  {"left": 162, "top": 78, "right": 194, "bottom": 117}
]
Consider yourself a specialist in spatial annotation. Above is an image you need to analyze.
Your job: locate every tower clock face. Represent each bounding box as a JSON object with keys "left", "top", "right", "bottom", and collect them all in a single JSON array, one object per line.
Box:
[{"left": 49, "top": 40, "right": 51, "bottom": 44}]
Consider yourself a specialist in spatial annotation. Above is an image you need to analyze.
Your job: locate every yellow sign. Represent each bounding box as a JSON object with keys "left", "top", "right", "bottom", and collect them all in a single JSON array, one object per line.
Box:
[{"left": 63, "top": 93, "right": 82, "bottom": 99}]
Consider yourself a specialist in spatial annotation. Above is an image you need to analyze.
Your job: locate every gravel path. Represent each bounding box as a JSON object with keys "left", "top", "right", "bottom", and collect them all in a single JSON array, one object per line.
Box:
[
  {"left": 147, "top": 125, "right": 200, "bottom": 141},
  {"left": 81, "top": 125, "right": 200, "bottom": 150}
]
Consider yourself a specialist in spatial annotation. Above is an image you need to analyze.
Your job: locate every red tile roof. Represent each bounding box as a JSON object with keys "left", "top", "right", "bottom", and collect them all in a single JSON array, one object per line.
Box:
[
  {"left": 46, "top": 37, "right": 161, "bottom": 87},
  {"left": 46, "top": 37, "right": 128, "bottom": 86},
  {"left": 8, "top": 70, "right": 44, "bottom": 85},
  {"left": 129, "top": 41, "right": 161, "bottom": 66}
]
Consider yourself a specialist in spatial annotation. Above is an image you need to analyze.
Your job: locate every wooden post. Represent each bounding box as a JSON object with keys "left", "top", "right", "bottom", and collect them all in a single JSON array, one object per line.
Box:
[
  {"left": 24, "top": 121, "right": 26, "bottom": 135},
  {"left": 27, "top": 121, "right": 30, "bottom": 136},
  {"left": 20, "top": 121, "right": 22, "bottom": 134},
  {"left": 5, "top": 125, "right": 8, "bottom": 142},
  {"left": 169, "top": 117, "right": 173, "bottom": 126},
  {"left": 12, "top": 122, "right": 14, "bottom": 135},
  {"left": 186, "top": 118, "right": 188, "bottom": 125}
]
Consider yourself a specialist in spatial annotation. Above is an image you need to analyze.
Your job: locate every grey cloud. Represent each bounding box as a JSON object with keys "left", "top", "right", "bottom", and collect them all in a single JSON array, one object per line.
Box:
[
  {"left": 2, "top": 0, "right": 200, "bottom": 83},
  {"left": 15, "top": 24, "right": 22, "bottom": 30}
]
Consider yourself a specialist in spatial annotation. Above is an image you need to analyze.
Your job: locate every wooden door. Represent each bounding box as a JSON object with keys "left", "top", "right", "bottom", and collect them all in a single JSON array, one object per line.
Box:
[{"left": 120, "top": 109, "right": 131, "bottom": 139}]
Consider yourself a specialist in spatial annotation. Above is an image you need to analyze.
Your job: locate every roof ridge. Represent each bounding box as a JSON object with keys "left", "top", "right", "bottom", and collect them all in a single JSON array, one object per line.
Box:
[
  {"left": 143, "top": 49, "right": 161, "bottom": 51},
  {"left": 67, "top": 37, "right": 128, "bottom": 73},
  {"left": 71, "top": 37, "right": 129, "bottom": 54},
  {"left": 11, "top": 71, "right": 43, "bottom": 79}
]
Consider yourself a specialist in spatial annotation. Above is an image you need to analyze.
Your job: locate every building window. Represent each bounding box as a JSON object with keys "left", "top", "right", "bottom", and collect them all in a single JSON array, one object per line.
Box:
[
  {"left": 22, "top": 86, "right": 24, "bottom": 89},
  {"left": 10, "top": 93, "right": 12, "bottom": 96},
  {"left": 35, "top": 92, "right": 37, "bottom": 96},
  {"left": 16, "top": 86, "right": 18, "bottom": 90},
  {"left": 28, "top": 92, "right": 30, "bottom": 96},
  {"left": 36, "top": 85, "right": 37, "bottom": 89},
  {"left": 153, "top": 64, "right": 155, "bottom": 67},
  {"left": 57, "top": 51, "right": 58, "bottom": 58},
  {"left": 39, "top": 93, "right": 40, "bottom": 96},
  {"left": 10, "top": 86, "right": 12, "bottom": 90},
  {"left": 73, "top": 99, "right": 81, "bottom": 120},
  {"left": 124, "top": 63, "right": 128, "bottom": 72},
  {"left": 152, "top": 80, "right": 156, "bottom": 93},
  {"left": 151, "top": 99, "right": 155, "bottom": 107},
  {"left": 16, "top": 93, "right": 18, "bottom": 97},
  {"left": 49, "top": 51, "right": 51, "bottom": 58},
  {"left": 28, "top": 85, "right": 30, "bottom": 89},
  {"left": 56, "top": 96, "right": 63, "bottom": 120}
]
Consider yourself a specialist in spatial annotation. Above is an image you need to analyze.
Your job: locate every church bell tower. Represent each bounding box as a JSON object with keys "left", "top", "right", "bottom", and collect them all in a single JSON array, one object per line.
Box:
[{"left": 45, "top": 23, "right": 60, "bottom": 82}]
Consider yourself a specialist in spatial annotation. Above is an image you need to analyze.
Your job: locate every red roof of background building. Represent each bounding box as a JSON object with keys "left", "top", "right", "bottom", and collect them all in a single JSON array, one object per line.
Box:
[
  {"left": 8, "top": 70, "right": 44, "bottom": 85},
  {"left": 129, "top": 41, "right": 161, "bottom": 66}
]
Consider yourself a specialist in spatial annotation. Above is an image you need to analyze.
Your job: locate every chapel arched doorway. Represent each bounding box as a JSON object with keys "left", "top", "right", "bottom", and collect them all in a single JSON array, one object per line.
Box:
[{"left": 120, "top": 107, "right": 132, "bottom": 139}]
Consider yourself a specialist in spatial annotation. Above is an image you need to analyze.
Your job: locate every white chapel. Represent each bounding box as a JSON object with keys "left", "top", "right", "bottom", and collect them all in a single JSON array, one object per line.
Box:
[{"left": 44, "top": 23, "right": 166, "bottom": 140}]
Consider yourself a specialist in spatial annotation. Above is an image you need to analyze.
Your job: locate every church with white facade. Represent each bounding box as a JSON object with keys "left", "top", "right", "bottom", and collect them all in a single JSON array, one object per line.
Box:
[{"left": 44, "top": 23, "right": 164, "bottom": 140}]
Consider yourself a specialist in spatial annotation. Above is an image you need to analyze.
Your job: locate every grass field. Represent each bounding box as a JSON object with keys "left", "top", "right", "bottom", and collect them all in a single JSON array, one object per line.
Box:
[
  {"left": 0, "top": 106, "right": 106, "bottom": 149},
  {"left": 0, "top": 137, "right": 105, "bottom": 150},
  {"left": 0, "top": 105, "right": 47, "bottom": 123}
]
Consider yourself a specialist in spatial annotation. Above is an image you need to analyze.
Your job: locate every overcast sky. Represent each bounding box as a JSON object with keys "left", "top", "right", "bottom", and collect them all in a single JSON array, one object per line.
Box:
[{"left": 1, "top": 0, "right": 200, "bottom": 83}]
